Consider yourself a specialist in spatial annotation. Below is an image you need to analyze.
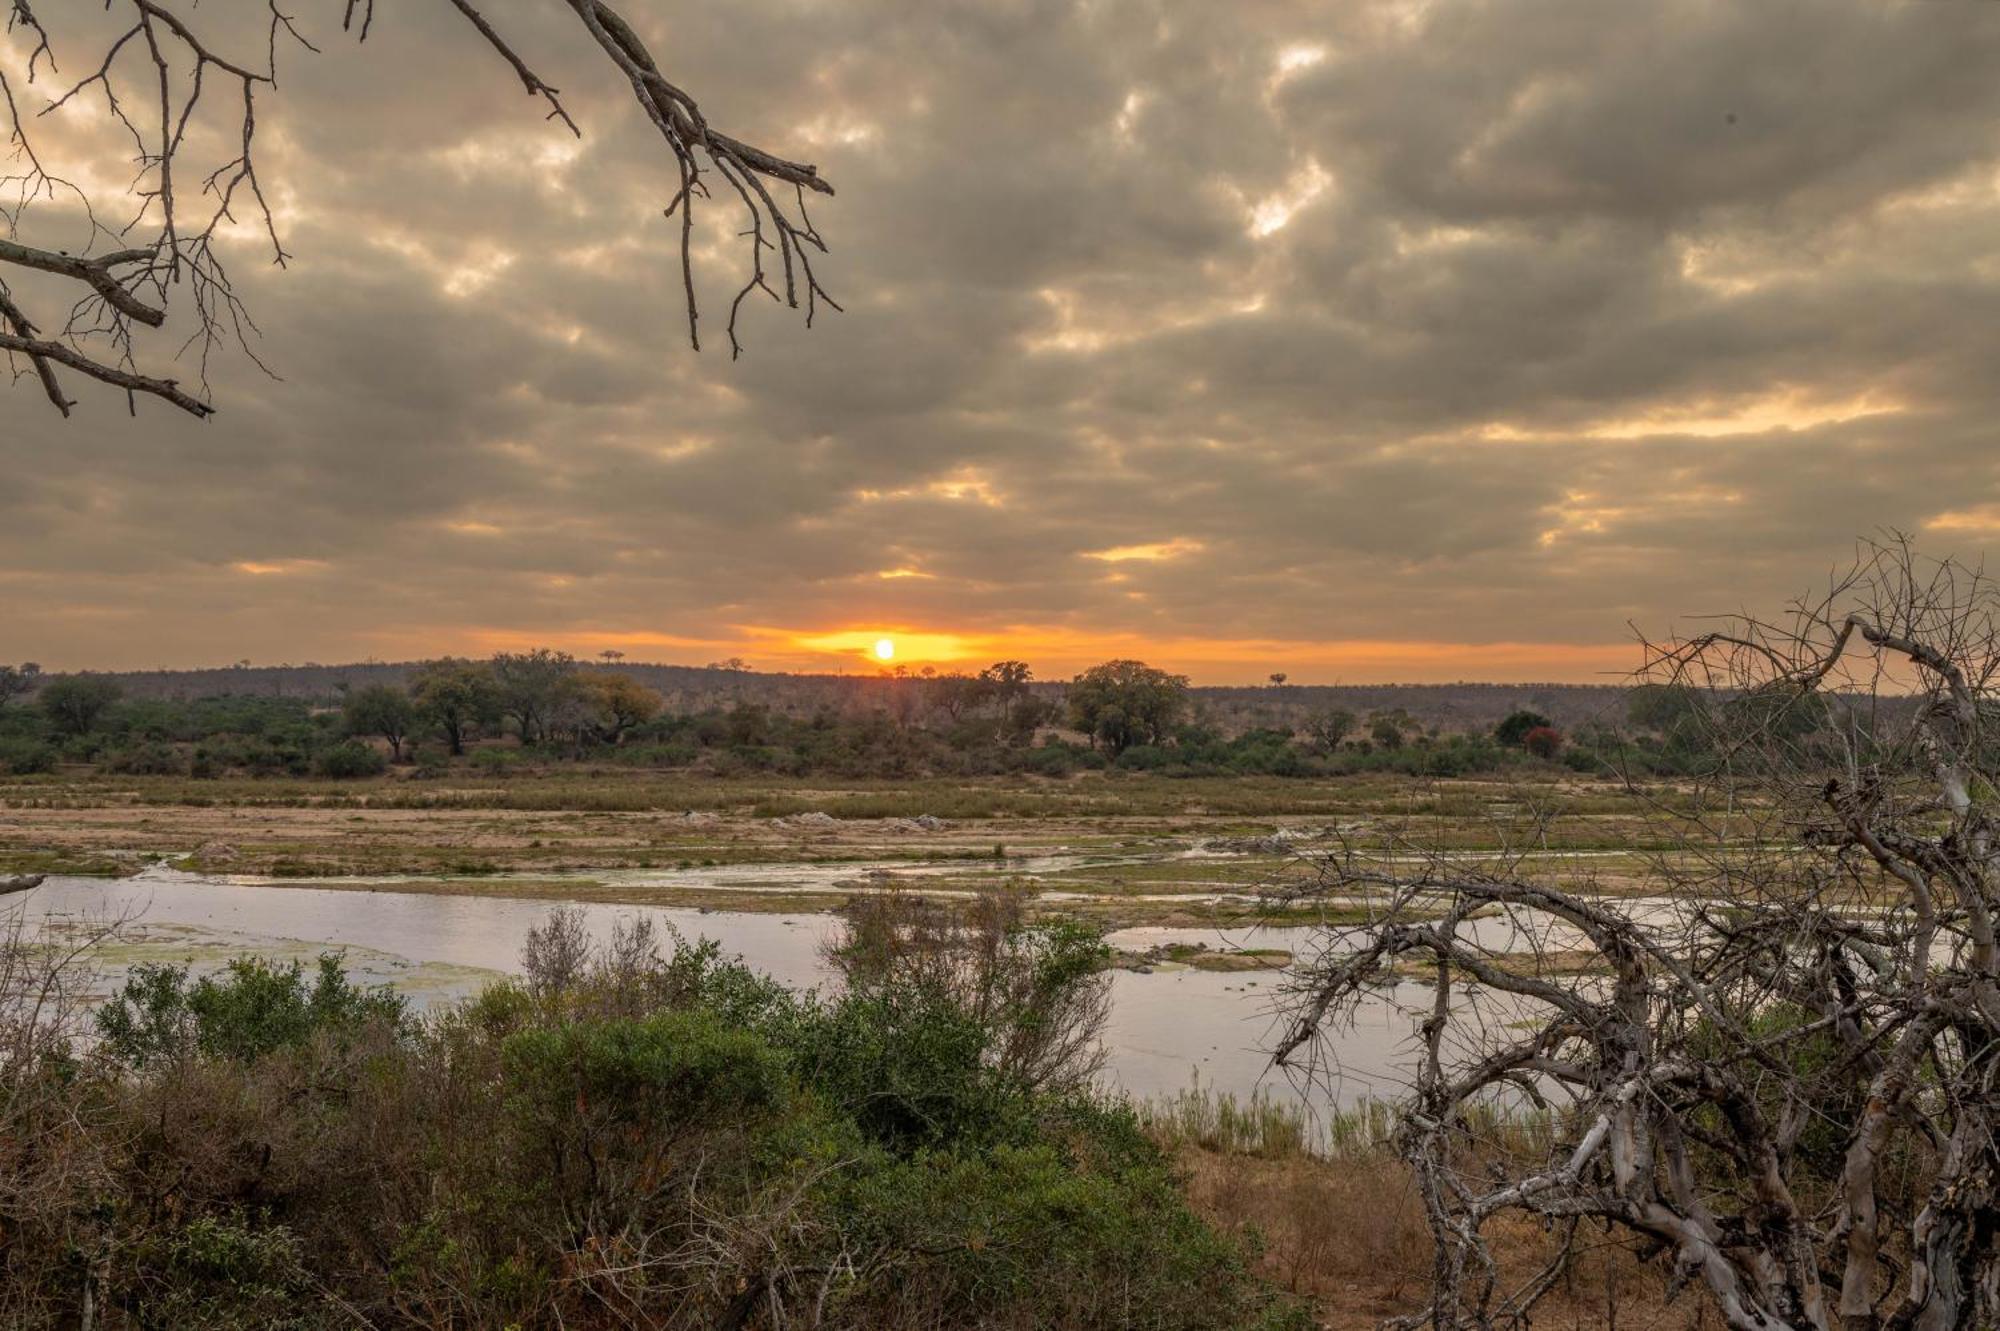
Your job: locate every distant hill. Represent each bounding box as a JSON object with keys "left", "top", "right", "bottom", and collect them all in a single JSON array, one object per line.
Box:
[{"left": 54, "top": 662, "right": 1636, "bottom": 736}]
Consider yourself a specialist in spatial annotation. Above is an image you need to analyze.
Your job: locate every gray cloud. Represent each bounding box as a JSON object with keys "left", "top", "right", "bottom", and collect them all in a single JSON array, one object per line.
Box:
[{"left": 5, "top": 0, "right": 2000, "bottom": 679}]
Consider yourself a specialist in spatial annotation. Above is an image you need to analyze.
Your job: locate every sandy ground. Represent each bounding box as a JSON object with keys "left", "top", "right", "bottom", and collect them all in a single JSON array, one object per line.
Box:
[{"left": 0, "top": 770, "right": 1710, "bottom": 927}]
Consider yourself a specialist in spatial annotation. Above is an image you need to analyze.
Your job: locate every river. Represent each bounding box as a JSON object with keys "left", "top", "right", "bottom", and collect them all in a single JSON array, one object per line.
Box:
[{"left": 12, "top": 867, "right": 1499, "bottom": 1124}]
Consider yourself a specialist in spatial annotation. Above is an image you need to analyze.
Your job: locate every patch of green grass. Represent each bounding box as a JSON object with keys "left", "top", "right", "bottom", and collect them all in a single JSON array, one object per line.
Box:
[{"left": 0, "top": 848, "right": 135, "bottom": 877}]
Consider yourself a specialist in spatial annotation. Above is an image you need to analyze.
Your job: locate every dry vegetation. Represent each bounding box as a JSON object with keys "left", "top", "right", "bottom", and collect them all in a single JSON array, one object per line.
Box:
[
  {"left": 1144, "top": 1089, "right": 1717, "bottom": 1330},
  {"left": 0, "top": 769, "right": 1723, "bottom": 930}
]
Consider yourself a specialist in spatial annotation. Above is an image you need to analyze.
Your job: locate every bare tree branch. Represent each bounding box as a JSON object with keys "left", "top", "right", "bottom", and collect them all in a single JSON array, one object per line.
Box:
[
  {"left": 1276, "top": 535, "right": 2000, "bottom": 1331},
  {"left": 0, "top": 1, "right": 839, "bottom": 417}
]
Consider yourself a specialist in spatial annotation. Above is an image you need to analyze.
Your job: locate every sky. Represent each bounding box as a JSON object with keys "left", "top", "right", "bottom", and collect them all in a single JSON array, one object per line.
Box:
[{"left": 5, "top": 0, "right": 2000, "bottom": 683}]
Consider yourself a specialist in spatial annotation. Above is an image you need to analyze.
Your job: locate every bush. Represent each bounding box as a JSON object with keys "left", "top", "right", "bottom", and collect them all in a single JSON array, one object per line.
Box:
[
  {"left": 314, "top": 739, "right": 386, "bottom": 778},
  {"left": 1521, "top": 725, "right": 1563, "bottom": 760},
  {"left": 0, "top": 736, "right": 55, "bottom": 774},
  {"left": 1495, "top": 708, "right": 1554, "bottom": 748},
  {"left": 124, "top": 1215, "right": 321, "bottom": 1330},
  {"left": 470, "top": 745, "right": 521, "bottom": 774},
  {"left": 502, "top": 1010, "right": 791, "bottom": 1137},
  {"left": 101, "top": 739, "right": 188, "bottom": 775},
  {"left": 15, "top": 914, "right": 1304, "bottom": 1330},
  {"left": 96, "top": 954, "right": 406, "bottom": 1068}
]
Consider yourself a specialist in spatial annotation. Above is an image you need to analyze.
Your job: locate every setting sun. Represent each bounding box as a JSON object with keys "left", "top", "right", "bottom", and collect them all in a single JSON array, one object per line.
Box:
[{"left": 873, "top": 638, "right": 896, "bottom": 661}]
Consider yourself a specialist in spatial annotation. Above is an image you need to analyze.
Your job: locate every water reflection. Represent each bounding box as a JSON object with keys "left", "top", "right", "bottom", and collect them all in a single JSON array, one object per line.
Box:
[{"left": 15, "top": 870, "right": 1451, "bottom": 1122}]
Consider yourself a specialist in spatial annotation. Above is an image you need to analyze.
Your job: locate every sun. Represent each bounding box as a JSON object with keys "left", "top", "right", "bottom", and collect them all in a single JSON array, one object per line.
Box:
[{"left": 873, "top": 638, "right": 896, "bottom": 661}]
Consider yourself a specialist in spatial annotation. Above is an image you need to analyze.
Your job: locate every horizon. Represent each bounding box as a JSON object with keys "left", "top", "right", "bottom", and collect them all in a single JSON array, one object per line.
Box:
[{"left": 22, "top": 651, "right": 1649, "bottom": 692}]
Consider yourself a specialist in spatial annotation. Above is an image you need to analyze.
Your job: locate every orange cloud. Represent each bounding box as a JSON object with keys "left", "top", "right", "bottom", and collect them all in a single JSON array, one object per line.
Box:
[
  {"left": 1082, "top": 538, "right": 1205, "bottom": 563},
  {"left": 229, "top": 559, "right": 331, "bottom": 576}
]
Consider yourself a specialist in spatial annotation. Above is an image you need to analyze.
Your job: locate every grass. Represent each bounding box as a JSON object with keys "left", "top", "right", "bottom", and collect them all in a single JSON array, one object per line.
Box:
[
  {"left": 1143, "top": 1087, "right": 1682, "bottom": 1330},
  {"left": 0, "top": 767, "right": 1767, "bottom": 927}
]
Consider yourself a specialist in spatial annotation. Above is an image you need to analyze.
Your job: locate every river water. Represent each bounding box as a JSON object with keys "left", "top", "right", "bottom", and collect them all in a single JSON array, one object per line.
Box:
[{"left": 12, "top": 869, "right": 1493, "bottom": 1122}]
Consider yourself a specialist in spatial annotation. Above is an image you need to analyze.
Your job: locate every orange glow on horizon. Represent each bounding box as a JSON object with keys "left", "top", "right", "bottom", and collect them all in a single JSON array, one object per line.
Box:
[{"left": 356, "top": 623, "right": 1645, "bottom": 685}]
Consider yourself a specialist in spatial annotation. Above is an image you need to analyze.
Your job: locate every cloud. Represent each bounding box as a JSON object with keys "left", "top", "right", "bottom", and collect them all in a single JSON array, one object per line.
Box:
[{"left": 4, "top": 0, "right": 2000, "bottom": 681}]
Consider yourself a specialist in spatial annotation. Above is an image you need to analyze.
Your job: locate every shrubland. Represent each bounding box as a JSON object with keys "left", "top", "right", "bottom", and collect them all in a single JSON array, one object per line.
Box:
[{"left": 0, "top": 892, "right": 1306, "bottom": 1329}]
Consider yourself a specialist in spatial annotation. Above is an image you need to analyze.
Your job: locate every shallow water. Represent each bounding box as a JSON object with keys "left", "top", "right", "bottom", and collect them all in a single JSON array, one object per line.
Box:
[{"left": 15, "top": 868, "right": 1465, "bottom": 1120}]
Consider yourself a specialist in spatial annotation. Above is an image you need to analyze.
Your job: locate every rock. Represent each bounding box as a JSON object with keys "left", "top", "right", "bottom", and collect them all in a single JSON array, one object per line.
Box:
[
  {"left": 777, "top": 811, "right": 839, "bottom": 829},
  {"left": 884, "top": 814, "right": 945, "bottom": 833},
  {"left": 194, "top": 840, "right": 239, "bottom": 863},
  {"left": 0, "top": 873, "right": 45, "bottom": 896}
]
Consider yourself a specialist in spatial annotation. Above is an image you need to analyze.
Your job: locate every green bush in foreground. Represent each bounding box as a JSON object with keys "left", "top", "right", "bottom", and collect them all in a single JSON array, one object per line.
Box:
[{"left": 0, "top": 911, "right": 1304, "bottom": 1330}]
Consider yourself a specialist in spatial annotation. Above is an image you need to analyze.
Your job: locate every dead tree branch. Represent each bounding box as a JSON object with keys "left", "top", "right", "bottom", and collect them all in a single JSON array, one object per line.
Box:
[
  {"left": 1, "top": 1, "right": 837, "bottom": 417},
  {"left": 1277, "top": 536, "right": 2000, "bottom": 1331}
]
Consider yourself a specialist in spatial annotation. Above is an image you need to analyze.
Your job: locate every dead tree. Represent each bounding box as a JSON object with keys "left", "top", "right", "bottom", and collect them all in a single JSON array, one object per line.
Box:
[
  {"left": 1, "top": 0, "right": 837, "bottom": 417},
  {"left": 1274, "top": 536, "right": 2000, "bottom": 1331}
]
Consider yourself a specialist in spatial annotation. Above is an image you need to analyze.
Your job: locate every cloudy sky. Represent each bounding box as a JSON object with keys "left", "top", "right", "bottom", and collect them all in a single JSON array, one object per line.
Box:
[{"left": 5, "top": 0, "right": 2000, "bottom": 682}]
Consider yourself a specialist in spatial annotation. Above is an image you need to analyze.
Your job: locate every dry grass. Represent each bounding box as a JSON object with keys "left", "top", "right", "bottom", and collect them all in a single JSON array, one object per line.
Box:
[{"left": 1146, "top": 1088, "right": 1729, "bottom": 1330}]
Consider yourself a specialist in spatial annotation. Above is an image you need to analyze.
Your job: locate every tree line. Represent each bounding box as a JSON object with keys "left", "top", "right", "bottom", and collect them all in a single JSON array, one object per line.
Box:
[{"left": 0, "top": 651, "right": 1755, "bottom": 782}]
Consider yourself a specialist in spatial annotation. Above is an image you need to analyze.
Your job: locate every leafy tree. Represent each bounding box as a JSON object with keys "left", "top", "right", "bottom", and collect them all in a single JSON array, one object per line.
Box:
[
  {"left": 342, "top": 684, "right": 418, "bottom": 762},
  {"left": 1522, "top": 725, "right": 1563, "bottom": 760},
  {"left": 490, "top": 649, "right": 578, "bottom": 745},
  {"left": 980, "top": 661, "right": 1034, "bottom": 722},
  {"left": 1067, "top": 661, "right": 1190, "bottom": 756},
  {"left": 576, "top": 672, "right": 663, "bottom": 744},
  {"left": 409, "top": 658, "right": 501, "bottom": 756},
  {"left": 925, "top": 672, "right": 993, "bottom": 722},
  {"left": 1494, "top": 708, "right": 1554, "bottom": 747},
  {"left": 1301, "top": 707, "right": 1356, "bottom": 753},
  {"left": 0, "top": 662, "right": 40, "bottom": 710},
  {"left": 1369, "top": 713, "right": 1407, "bottom": 751},
  {"left": 37, "top": 675, "right": 122, "bottom": 738}
]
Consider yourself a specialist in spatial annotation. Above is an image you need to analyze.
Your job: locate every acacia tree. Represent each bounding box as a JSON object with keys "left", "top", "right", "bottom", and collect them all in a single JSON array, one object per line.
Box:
[
  {"left": 0, "top": 662, "right": 37, "bottom": 709},
  {"left": 979, "top": 660, "right": 1032, "bottom": 716},
  {"left": 408, "top": 658, "right": 500, "bottom": 756},
  {"left": 1066, "top": 659, "right": 1188, "bottom": 756},
  {"left": 575, "top": 670, "right": 661, "bottom": 743},
  {"left": 490, "top": 648, "right": 576, "bottom": 745},
  {"left": 1300, "top": 706, "right": 1355, "bottom": 754},
  {"left": 0, "top": 1, "right": 838, "bottom": 417},
  {"left": 1273, "top": 538, "right": 2000, "bottom": 1330},
  {"left": 35, "top": 674, "right": 119, "bottom": 737},
  {"left": 341, "top": 683, "right": 416, "bottom": 762}
]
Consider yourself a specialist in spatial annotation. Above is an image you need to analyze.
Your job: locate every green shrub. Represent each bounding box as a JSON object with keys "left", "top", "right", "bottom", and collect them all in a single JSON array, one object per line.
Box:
[
  {"left": 123, "top": 1214, "right": 323, "bottom": 1330},
  {"left": 102, "top": 739, "right": 188, "bottom": 775},
  {"left": 26, "top": 918, "right": 1303, "bottom": 1331},
  {"left": 96, "top": 954, "right": 406, "bottom": 1068},
  {"left": 470, "top": 745, "right": 521, "bottom": 774},
  {"left": 502, "top": 1010, "right": 790, "bottom": 1132},
  {"left": 314, "top": 739, "right": 386, "bottom": 778},
  {"left": 0, "top": 736, "right": 55, "bottom": 774}
]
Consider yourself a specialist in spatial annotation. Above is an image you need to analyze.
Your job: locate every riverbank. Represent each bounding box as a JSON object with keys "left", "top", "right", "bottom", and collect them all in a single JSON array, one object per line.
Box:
[{"left": 0, "top": 769, "right": 1709, "bottom": 929}]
